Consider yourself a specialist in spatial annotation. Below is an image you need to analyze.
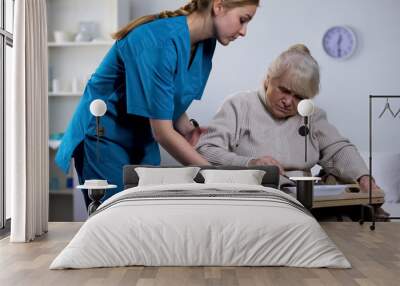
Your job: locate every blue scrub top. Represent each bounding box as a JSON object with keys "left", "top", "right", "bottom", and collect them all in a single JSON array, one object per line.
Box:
[{"left": 56, "top": 16, "right": 216, "bottom": 173}]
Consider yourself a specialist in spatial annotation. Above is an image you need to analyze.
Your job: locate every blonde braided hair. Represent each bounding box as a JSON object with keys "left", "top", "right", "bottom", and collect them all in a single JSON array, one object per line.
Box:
[{"left": 112, "top": 0, "right": 259, "bottom": 40}]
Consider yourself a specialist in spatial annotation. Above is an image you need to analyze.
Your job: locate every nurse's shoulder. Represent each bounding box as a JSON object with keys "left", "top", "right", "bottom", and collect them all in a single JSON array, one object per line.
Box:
[{"left": 116, "top": 16, "right": 187, "bottom": 54}]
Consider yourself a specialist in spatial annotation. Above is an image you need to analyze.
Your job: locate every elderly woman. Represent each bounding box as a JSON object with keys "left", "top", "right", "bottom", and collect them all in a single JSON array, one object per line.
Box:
[{"left": 196, "top": 44, "right": 379, "bottom": 193}]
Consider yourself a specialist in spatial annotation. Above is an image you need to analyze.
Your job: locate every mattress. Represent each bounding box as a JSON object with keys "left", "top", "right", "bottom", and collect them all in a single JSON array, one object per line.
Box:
[{"left": 50, "top": 183, "right": 351, "bottom": 269}]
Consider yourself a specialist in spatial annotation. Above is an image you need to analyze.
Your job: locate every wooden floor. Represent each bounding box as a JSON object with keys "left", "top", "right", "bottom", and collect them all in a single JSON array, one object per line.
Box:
[{"left": 1, "top": 222, "right": 399, "bottom": 286}]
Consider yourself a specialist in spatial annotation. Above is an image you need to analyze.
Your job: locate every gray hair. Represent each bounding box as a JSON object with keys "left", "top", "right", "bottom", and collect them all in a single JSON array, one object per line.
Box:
[{"left": 267, "top": 44, "right": 320, "bottom": 99}]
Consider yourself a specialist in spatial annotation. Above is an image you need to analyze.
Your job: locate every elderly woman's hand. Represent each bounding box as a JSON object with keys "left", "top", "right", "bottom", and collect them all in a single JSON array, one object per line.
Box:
[
  {"left": 248, "top": 156, "right": 285, "bottom": 174},
  {"left": 358, "top": 175, "right": 381, "bottom": 193},
  {"left": 186, "top": 126, "right": 208, "bottom": 147}
]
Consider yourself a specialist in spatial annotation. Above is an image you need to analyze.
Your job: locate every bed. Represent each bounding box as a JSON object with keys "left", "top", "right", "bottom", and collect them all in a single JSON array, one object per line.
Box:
[{"left": 50, "top": 165, "right": 350, "bottom": 269}]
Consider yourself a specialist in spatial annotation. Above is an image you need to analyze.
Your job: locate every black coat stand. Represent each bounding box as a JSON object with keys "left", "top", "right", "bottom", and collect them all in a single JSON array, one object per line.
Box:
[{"left": 359, "top": 95, "right": 400, "bottom": 230}]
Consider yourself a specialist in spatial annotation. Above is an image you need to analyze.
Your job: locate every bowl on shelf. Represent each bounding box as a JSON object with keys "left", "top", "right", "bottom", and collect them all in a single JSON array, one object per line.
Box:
[
  {"left": 53, "top": 31, "right": 73, "bottom": 43},
  {"left": 75, "top": 21, "right": 99, "bottom": 42},
  {"left": 49, "top": 132, "right": 64, "bottom": 149}
]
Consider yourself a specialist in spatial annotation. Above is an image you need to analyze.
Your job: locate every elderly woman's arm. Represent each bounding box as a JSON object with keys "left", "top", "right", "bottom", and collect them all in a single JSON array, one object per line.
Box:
[
  {"left": 314, "top": 109, "right": 379, "bottom": 192},
  {"left": 196, "top": 97, "right": 254, "bottom": 166}
]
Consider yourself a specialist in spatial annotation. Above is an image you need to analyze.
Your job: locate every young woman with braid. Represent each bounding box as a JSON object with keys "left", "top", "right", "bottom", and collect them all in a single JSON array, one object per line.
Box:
[{"left": 56, "top": 0, "right": 259, "bottom": 206}]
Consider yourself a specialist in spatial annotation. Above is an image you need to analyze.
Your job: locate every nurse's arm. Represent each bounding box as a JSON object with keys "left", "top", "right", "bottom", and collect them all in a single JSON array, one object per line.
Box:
[{"left": 150, "top": 119, "right": 210, "bottom": 166}]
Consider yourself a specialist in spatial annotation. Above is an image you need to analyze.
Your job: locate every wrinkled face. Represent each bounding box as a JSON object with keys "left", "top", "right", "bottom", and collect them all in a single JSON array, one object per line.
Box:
[
  {"left": 265, "top": 72, "right": 304, "bottom": 119},
  {"left": 213, "top": 4, "right": 257, "bottom": 46}
]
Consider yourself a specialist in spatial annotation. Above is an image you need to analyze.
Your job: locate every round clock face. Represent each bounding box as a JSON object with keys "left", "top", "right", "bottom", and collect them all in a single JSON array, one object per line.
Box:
[{"left": 322, "top": 26, "right": 357, "bottom": 59}]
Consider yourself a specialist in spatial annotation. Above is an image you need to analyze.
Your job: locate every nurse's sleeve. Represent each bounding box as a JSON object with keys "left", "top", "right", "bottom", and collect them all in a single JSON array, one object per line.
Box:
[
  {"left": 196, "top": 97, "right": 254, "bottom": 166},
  {"left": 122, "top": 41, "right": 177, "bottom": 120}
]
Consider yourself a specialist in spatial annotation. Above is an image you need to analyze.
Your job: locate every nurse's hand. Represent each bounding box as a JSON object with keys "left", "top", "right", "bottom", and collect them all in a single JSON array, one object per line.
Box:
[
  {"left": 248, "top": 156, "right": 285, "bottom": 175},
  {"left": 186, "top": 126, "right": 207, "bottom": 146}
]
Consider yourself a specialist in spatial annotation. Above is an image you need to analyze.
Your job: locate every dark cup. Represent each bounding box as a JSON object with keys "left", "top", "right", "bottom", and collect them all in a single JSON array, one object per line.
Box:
[{"left": 296, "top": 180, "right": 314, "bottom": 210}]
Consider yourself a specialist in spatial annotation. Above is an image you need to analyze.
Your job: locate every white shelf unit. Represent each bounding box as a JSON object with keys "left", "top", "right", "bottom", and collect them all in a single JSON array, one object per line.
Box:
[
  {"left": 50, "top": 189, "right": 74, "bottom": 195},
  {"left": 47, "top": 0, "right": 130, "bottom": 221},
  {"left": 48, "top": 41, "right": 114, "bottom": 47},
  {"left": 49, "top": 92, "right": 82, "bottom": 97}
]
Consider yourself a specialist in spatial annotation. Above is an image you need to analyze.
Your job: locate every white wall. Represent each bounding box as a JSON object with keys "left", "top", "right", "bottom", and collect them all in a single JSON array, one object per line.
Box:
[{"left": 127, "top": 0, "right": 400, "bottom": 163}]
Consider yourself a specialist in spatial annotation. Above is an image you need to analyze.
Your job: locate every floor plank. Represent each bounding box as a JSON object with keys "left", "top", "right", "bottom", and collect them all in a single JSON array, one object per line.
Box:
[{"left": 0, "top": 222, "right": 399, "bottom": 286}]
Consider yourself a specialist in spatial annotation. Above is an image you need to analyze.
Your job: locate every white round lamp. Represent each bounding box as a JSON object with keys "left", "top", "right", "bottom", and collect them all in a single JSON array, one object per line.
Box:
[
  {"left": 297, "top": 99, "right": 314, "bottom": 117},
  {"left": 89, "top": 99, "right": 107, "bottom": 161},
  {"left": 297, "top": 99, "right": 315, "bottom": 162},
  {"left": 90, "top": 99, "right": 107, "bottom": 117}
]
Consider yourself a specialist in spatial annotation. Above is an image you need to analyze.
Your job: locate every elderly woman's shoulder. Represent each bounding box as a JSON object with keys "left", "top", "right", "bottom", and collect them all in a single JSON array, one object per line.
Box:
[
  {"left": 222, "top": 90, "right": 259, "bottom": 106},
  {"left": 312, "top": 106, "right": 329, "bottom": 120}
]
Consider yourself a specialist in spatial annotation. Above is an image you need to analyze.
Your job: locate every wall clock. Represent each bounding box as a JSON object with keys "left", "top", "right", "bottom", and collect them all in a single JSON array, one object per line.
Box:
[{"left": 322, "top": 26, "right": 357, "bottom": 60}]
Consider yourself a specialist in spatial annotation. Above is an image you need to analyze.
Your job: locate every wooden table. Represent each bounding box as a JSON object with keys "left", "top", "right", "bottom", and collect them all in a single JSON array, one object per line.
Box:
[
  {"left": 284, "top": 184, "right": 385, "bottom": 208},
  {"left": 284, "top": 185, "right": 385, "bottom": 222},
  {"left": 312, "top": 186, "right": 385, "bottom": 209}
]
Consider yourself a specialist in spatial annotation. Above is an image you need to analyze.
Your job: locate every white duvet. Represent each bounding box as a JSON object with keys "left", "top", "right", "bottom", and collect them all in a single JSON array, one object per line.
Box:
[{"left": 50, "top": 183, "right": 350, "bottom": 269}]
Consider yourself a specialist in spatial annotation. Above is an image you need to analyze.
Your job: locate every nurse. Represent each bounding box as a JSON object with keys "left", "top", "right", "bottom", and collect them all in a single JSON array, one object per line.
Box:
[{"left": 55, "top": 0, "right": 259, "bottom": 206}]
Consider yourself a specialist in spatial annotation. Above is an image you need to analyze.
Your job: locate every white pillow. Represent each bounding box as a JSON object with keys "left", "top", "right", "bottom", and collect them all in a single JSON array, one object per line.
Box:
[
  {"left": 200, "top": 169, "right": 266, "bottom": 185},
  {"left": 135, "top": 167, "right": 200, "bottom": 186}
]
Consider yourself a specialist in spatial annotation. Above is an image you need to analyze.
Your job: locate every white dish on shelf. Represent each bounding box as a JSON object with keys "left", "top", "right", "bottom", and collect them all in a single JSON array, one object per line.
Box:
[
  {"left": 49, "top": 140, "right": 61, "bottom": 150},
  {"left": 54, "top": 31, "right": 73, "bottom": 43}
]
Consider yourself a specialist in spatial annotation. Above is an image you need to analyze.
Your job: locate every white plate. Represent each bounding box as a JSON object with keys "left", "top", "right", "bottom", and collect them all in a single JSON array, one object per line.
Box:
[{"left": 289, "top": 176, "right": 321, "bottom": 181}]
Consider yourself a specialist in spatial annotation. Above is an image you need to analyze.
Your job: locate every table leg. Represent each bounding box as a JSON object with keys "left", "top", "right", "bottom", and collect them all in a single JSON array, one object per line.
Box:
[
  {"left": 359, "top": 204, "right": 375, "bottom": 230},
  {"left": 87, "top": 189, "right": 105, "bottom": 215}
]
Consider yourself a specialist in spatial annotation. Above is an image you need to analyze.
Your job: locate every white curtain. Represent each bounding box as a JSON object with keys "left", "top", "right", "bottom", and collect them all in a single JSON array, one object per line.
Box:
[{"left": 7, "top": 0, "right": 49, "bottom": 242}]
